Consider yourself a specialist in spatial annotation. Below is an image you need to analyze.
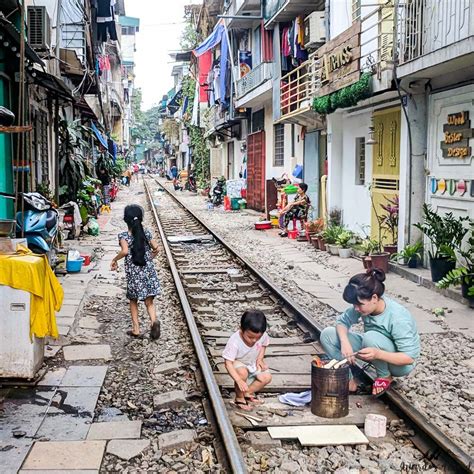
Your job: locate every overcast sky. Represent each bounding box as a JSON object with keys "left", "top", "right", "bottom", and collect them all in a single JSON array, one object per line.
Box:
[{"left": 125, "top": 1, "right": 197, "bottom": 111}]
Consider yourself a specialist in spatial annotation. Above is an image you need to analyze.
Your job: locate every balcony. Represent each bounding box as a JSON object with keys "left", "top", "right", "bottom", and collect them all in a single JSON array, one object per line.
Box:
[
  {"left": 264, "top": 0, "right": 325, "bottom": 27},
  {"left": 235, "top": 62, "right": 273, "bottom": 107},
  {"left": 396, "top": 0, "right": 474, "bottom": 78},
  {"left": 225, "top": 0, "right": 262, "bottom": 28},
  {"left": 203, "top": 105, "right": 230, "bottom": 138},
  {"left": 278, "top": 52, "right": 323, "bottom": 128}
]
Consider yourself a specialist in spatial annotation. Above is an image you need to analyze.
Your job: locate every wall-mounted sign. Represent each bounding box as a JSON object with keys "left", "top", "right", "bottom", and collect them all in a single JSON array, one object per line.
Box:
[
  {"left": 239, "top": 51, "right": 252, "bottom": 78},
  {"left": 438, "top": 178, "right": 446, "bottom": 194},
  {"left": 440, "top": 111, "right": 473, "bottom": 158},
  {"left": 457, "top": 180, "right": 467, "bottom": 196},
  {"left": 430, "top": 177, "right": 438, "bottom": 194},
  {"left": 315, "top": 21, "right": 361, "bottom": 97}
]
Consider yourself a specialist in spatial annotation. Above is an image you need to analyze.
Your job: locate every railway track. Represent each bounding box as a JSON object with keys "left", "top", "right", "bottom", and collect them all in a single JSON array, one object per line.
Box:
[{"left": 144, "top": 177, "right": 472, "bottom": 474}]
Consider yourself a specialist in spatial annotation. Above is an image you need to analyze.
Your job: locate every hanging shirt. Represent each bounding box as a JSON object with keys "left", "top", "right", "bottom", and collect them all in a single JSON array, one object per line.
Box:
[
  {"left": 282, "top": 27, "right": 291, "bottom": 57},
  {"left": 97, "top": 0, "right": 116, "bottom": 22}
]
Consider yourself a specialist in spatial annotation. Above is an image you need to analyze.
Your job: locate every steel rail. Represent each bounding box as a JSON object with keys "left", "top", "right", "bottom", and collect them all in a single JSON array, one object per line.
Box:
[
  {"left": 153, "top": 177, "right": 473, "bottom": 474},
  {"left": 144, "top": 180, "right": 248, "bottom": 474}
]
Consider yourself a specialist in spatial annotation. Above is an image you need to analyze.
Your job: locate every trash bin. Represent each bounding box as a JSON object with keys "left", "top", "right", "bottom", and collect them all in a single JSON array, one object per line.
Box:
[{"left": 0, "top": 285, "right": 44, "bottom": 379}]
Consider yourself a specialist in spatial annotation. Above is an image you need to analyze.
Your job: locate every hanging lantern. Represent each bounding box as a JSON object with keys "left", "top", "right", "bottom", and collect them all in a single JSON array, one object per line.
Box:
[{"left": 366, "top": 116, "right": 377, "bottom": 145}]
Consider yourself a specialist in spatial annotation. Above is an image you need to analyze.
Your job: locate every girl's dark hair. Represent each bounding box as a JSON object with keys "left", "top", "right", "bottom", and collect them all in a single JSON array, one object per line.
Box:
[
  {"left": 240, "top": 310, "right": 267, "bottom": 333},
  {"left": 342, "top": 268, "right": 386, "bottom": 304},
  {"left": 124, "top": 205, "right": 147, "bottom": 266},
  {"left": 299, "top": 182, "right": 308, "bottom": 193}
]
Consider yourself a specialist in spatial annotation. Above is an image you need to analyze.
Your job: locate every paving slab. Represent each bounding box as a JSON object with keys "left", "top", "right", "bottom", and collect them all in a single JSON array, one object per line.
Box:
[
  {"left": 56, "top": 306, "right": 77, "bottom": 318},
  {"left": 106, "top": 439, "right": 150, "bottom": 461},
  {"left": 0, "top": 389, "right": 55, "bottom": 441},
  {"left": 87, "top": 421, "right": 142, "bottom": 440},
  {"left": 37, "top": 368, "right": 67, "bottom": 387},
  {"left": 61, "top": 366, "right": 108, "bottom": 387},
  {"left": 44, "top": 345, "right": 62, "bottom": 358},
  {"left": 54, "top": 316, "right": 75, "bottom": 326},
  {"left": 21, "top": 470, "right": 98, "bottom": 474},
  {"left": 153, "top": 390, "right": 191, "bottom": 410},
  {"left": 63, "top": 345, "right": 112, "bottom": 361},
  {"left": 36, "top": 387, "right": 101, "bottom": 441},
  {"left": 21, "top": 440, "right": 106, "bottom": 470},
  {"left": 246, "top": 431, "right": 282, "bottom": 448},
  {"left": 0, "top": 439, "right": 33, "bottom": 474},
  {"left": 158, "top": 429, "right": 196, "bottom": 450},
  {"left": 58, "top": 325, "right": 71, "bottom": 336}
]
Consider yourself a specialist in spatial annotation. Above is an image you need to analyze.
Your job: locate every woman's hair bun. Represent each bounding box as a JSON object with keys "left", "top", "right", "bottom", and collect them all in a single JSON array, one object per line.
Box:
[{"left": 366, "top": 267, "right": 386, "bottom": 282}]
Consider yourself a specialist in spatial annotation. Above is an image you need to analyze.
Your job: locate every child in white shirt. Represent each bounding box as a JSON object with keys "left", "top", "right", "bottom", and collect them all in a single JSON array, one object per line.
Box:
[{"left": 222, "top": 310, "right": 272, "bottom": 411}]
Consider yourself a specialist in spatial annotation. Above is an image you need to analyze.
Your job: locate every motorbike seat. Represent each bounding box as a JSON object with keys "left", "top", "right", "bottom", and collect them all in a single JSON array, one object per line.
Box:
[{"left": 45, "top": 210, "right": 57, "bottom": 231}]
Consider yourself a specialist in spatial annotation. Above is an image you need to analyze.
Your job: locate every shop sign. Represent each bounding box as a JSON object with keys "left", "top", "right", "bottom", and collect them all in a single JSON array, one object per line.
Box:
[
  {"left": 315, "top": 21, "right": 361, "bottom": 97},
  {"left": 440, "top": 111, "right": 473, "bottom": 158}
]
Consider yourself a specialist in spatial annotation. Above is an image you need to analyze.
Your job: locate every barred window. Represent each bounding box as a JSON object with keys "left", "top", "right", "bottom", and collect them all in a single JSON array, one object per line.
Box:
[
  {"left": 274, "top": 124, "right": 284, "bottom": 167},
  {"left": 355, "top": 137, "right": 365, "bottom": 185},
  {"left": 33, "top": 110, "right": 49, "bottom": 184},
  {"left": 352, "top": 0, "right": 361, "bottom": 22}
]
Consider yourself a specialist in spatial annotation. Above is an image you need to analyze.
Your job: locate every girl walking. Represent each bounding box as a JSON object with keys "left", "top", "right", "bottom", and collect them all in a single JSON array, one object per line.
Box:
[{"left": 111, "top": 204, "right": 161, "bottom": 339}]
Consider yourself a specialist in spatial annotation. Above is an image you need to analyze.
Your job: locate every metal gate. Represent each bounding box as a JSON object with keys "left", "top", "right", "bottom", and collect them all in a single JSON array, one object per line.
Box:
[{"left": 247, "top": 131, "right": 266, "bottom": 212}]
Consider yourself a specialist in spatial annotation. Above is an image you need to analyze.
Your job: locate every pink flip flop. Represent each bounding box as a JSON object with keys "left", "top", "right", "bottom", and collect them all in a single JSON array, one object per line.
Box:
[{"left": 372, "top": 378, "right": 392, "bottom": 397}]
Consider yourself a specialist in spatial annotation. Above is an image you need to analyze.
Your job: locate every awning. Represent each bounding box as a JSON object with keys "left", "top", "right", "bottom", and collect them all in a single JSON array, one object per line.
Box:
[
  {"left": 60, "top": 48, "right": 84, "bottom": 77},
  {"left": 167, "top": 89, "right": 183, "bottom": 115},
  {"left": 31, "top": 69, "right": 74, "bottom": 101},
  {"left": 74, "top": 97, "right": 98, "bottom": 120},
  {"left": 0, "top": 13, "right": 43, "bottom": 64},
  {"left": 91, "top": 122, "right": 108, "bottom": 149},
  {"left": 169, "top": 51, "right": 192, "bottom": 62}
]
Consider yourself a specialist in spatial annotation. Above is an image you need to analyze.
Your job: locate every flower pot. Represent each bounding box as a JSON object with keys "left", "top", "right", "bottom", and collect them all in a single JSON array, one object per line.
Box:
[
  {"left": 407, "top": 257, "right": 418, "bottom": 269},
  {"left": 370, "top": 253, "right": 390, "bottom": 273},
  {"left": 383, "top": 245, "right": 398, "bottom": 255},
  {"left": 339, "top": 248, "right": 352, "bottom": 258},
  {"left": 461, "top": 282, "right": 474, "bottom": 308},
  {"left": 317, "top": 237, "right": 326, "bottom": 252},
  {"left": 362, "top": 256, "right": 372, "bottom": 270},
  {"left": 429, "top": 257, "right": 455, "bottom": 283},
  {"left": 311, "top": 236, "right": 320, "bottom": 249},
  {"left": 328, "top": 244, "right": 340, "bottom": 255}
]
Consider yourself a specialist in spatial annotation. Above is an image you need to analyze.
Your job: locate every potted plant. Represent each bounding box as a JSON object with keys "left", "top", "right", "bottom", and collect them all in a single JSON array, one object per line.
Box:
[
  {"left": 359, "top": 238, "right": 379, "bottom": 269},
  {"left": 414, "top": 204, "right": 469, "bottom": 282},
  {"left": 380, "top": 195, "right": 399, "bottom": 255},
  {"left": 336, "top": 230, "right": 354, "bottom": 258},
  {"left": 391, "top": 242, "right": 423, "bottom": 268},
  {"left": 306, "top": 218, "right": 324, "bottom": 247},
  {"left": 322, "top": 225, "right": 343, "bottom": 255},
  {"left": 436, "top": 221, "right": 474, "bottom": 308}
]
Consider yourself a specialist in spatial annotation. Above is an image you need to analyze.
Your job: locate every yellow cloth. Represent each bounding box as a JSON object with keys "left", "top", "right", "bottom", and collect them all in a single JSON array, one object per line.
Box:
[{"left": 0, "top": 253, "right": 63, "bottom": 338}]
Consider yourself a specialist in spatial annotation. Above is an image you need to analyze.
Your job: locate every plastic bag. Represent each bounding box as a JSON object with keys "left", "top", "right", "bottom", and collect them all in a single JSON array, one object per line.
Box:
[
  {"left": 87, "top": 218, "right": 100, "bottom": 236},
  {"left": 292, "top": 164, "right": 303, "bottom": 179},
  {"left": 68, "top": 250, "right": 81, "bottom": 261}
]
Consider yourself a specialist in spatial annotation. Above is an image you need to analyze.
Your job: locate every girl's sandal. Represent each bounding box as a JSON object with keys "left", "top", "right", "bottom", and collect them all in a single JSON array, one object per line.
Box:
[
  {"left": 245, "top": 395, "right": 264, "bottom": 405},
  {"left": 372, "top": 378, "right": 393, "bottom": 397},
  {"left": 126, "top": 330, "right": 143, "bottom": 339},
  {"left": 231, "top": 399, "right": 253, "bottom": 412},
  {"left": 150, "top": 321, "right": 161, "bottom": 340}
]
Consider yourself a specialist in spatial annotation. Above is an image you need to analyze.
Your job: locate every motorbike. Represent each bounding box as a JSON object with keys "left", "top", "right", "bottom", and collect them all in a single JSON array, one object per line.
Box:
[
  {"left": 209, "top": 176, "right": 226, "bottom": 206},
  {"left": 185, "top": 172, "right": 197, "bottom": 193},
  {"left": 16, "top": 193, "right": 59, "bottom": 256}
]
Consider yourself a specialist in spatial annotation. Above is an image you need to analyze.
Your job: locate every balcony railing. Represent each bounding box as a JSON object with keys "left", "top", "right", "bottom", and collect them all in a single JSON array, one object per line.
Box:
[
  {"left": 202, "top": 105, "right": 228, "bottom": 135},
  {"left": 397, "top": 0, "right": 472, "bottom": 64},
  {"left": 280, "top": 52, "right": 319, "bottom": 120},
  {"left": 236, "top": 62, "right": 273, "bottom": 99}
]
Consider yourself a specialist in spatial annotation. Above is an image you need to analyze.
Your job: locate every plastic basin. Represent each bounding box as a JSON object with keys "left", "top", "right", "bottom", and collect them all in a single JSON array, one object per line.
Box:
[{"left": 67, "top": 258, "right": 84, "bottom": 273}]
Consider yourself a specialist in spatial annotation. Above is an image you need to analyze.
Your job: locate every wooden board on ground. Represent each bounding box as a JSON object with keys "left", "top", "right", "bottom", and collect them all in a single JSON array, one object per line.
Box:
[
  {"left": 212, "top": 337, "right": 307, "bottom": 346},
  {"left": 268, "top": 425, "right": 369, "bottom": 446},
  {"left": 225, "top": 396, "right": 395, "bottom": 428},
  {"left": 180, "top": 269, "right": 232, "bottom": 275},
  {"left": 215, "top": 373, "right": 310, "bottom": 392},
  {"left": 215, "top": 355, "right": 313, "bottom": 373},
  {"left": 209, "top": 345, "right": 317, "bottom": 357}
]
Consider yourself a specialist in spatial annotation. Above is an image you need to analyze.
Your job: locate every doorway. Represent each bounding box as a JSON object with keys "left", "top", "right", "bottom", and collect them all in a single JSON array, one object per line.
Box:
[
  {"left": 227, "top": 141, "right": 235, "bottom": 179},
  {"left": 303, "top": 130, "right": 319, "bottom": 218},
  {"left": 247, "top": 131, "right": 265, "bottom": 211}
]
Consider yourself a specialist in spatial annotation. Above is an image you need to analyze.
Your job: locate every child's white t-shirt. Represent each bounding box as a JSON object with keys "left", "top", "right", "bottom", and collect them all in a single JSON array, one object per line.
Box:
[{"left": 222, "top": 330, "right": 270, "bottom": 372}]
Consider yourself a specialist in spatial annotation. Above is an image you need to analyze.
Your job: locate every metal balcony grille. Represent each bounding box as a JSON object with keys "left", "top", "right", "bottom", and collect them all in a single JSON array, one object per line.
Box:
[{"left": 236, "top": 62, "right": 273, "bottom": 99}]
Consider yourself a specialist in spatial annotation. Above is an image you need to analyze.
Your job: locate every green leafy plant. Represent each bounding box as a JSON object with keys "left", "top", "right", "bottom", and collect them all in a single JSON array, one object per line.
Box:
[
  {"left": 436, "top": 221, "right": 474, "bottom": 297},
  {"left": 313, "top": 73, "right": 372, "bottom": 115},
  {"left": 322, "top": 225, "right": 344, "bottom": 245},
  {"left": 380, "top": 195, "right": 399, "bottom": 245},
  {"left": 336, "top": 230, "right": 353, "bottom": 249},
  {"left": 360, "top": 238, "right": 380, "bottom": 256},
  {"left": 328, "top": 207, "right": 342, "bottom": 227},
  {"left": 413, "top": 204, "right": 469, "bottom": 259},
  {"left": 391, "top": 242, "right": 423, "bottom": 263}
]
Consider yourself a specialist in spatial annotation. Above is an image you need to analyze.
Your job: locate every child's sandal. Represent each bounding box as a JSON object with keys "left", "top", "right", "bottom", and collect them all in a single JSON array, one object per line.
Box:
[
  {"left": 231, "top": 398, "right": 253, "bottom": 411},
  {"left": 245, "top": 395, "right": 264, "bottom": 405}
]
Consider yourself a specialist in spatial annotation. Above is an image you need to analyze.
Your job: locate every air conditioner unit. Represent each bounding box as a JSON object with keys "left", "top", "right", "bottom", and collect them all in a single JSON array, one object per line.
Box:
[
  {"left": 304, "top": 11, "right": 326, "bottom": 49},
  {"left": 27, "top": 6, "right": 51, "bottom": 51}
]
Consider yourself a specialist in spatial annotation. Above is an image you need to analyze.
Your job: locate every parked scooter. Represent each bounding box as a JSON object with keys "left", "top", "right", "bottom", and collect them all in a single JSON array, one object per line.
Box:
[
  {"left": 209, "top": 176, "right": 226, "bottom": 206},
  {"left": 16, "top": 193, "right": 59, "bottom": 256},
  {"left": 185, "top": 171, "right": 197, "bottom": 193}
]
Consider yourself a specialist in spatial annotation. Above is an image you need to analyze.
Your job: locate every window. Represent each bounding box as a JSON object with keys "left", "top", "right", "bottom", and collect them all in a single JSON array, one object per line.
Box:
[
  {"left": 274, "top": 124, "right": 285, "bottom": 167},
  {"left": 252, "top": 109, "right": 264, "bottom": 132},
  {"left": 355, "top": 137, "right": 366, "bottom": 185},
  {"left": 352, "top": 0, "right": 361, "bottom": 22},
  {"left": 33, "top": 109, "right": 49, "bottom": 185}
]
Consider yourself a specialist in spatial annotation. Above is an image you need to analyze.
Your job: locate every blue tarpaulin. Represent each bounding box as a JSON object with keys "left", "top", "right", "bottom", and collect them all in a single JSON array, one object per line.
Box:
[{"left": 91, "top": 122, "right": 108, "bottom": 149}]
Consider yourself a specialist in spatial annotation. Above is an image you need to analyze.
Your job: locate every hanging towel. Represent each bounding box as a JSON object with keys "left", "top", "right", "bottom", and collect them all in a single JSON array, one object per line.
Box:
[
  {"left": 0, "top": 253, "right": 63, "bottom": 339},
  {"left": 278, "top": 390, "right": 312, "bottom": 407}
]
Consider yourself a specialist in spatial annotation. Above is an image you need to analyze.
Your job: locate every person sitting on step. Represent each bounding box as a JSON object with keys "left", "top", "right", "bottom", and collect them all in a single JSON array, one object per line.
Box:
[
  {"left": 222, "top": 310, "right": 272, "bottom": 411},
  {"left": 279, "top": 182, "right": 310, "bottom": 237},
  {"left": 319, "top": 268, "right": 420, "bottom": 397}
]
